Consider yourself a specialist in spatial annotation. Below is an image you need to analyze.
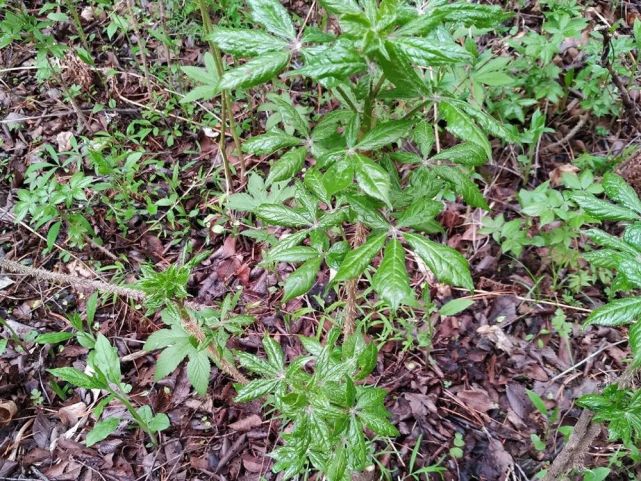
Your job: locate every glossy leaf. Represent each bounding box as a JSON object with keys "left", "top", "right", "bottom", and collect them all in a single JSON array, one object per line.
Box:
[
  {"left": 372, "top": 240, "right": 414, "bottom": 311},
  {"left": 603, "top": 172, "right": 641, "bottom": 215},
  {"left": 256, "top": 204, "right": 311, "bottom": 227},
  {"left": 433, "top": 165, "right": 489, "bottom": 210},
  {"left": 219, "top": 51, "right": 290, "bottom": 90},
  {"left": 586, "top": 297, "right": 641, "bottom": 326},
  {"left": 48, "top": 367, "right": 101, "bottom": 389},
  {"left": 572, "top": 192, "right": 639, "bottom": 222},
  {"left": 404, "top": 232, "right": 473, "bottom": 290},
  {"left": 439, "top": 102, "right": 491, "bottom": 157},
  {"left": 353, "top": 154, "right": 392, "bottom": 208},
  {"left": 334, "top": 233, "right": 387, "bottom": 283},
  {"left": 283, "top": 257, "right": 322, "bottom": 301},
  {"left": 248, "top": 0, "right": 296, "bottom": 40},
  {"left": 242, "top": 131, "right": 301, "bottom": 155},
  {"left": 209, "top": 28, "right": 287, "bottom": 56},
  {"left": 430, "top": 142, "right": 488, "bottom": 167},
  {"left": 266, "top": 147, "right": 307, "bottom": 185},
  {"left": 355, "top": 120, "right": 413, "bottom": 151}
]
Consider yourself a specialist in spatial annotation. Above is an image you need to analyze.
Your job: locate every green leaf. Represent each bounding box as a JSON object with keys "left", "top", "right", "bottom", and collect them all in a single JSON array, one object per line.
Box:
[
  {"left": 267, "top": 246, "right": 320, "bottom": 263},
  {"left": 248, "top": 0, "right": 296, "bottom": 40},
  {"left": 630, "top": 321, "right": 641, "bottom": 368},
  {"left": 585, "top": 229, "right": 640, "bottom": 257},
  {"left": 187, "top": 350, "right": 211, "bottom": 396},
  {"left": 357, "top": 408, "right": 399, "bottom": 437},
  {"left": 372, "top": 240, "right": 414, "bottom": 311},
  {"left": 334, "top": 233, "right": 387, "bottom": 283},
  {"left": 319, "top": 0, "right": 362, "bottom": 15},
  {"left": 263, "top": 335, "right": 285, "bottom": 370},
  {"left": 256, "top": 204, "right": 311, "bottom": 227},
  {"left": 430, "top": 142, "right": 488, "bottom": 167},
  {"left": 283, "top": 257, "right": 321, "bottom": 301},
  {"left": 219, "top": 51, "right": 290, "bottom": 90},
  {"left": 395, "top": 36, "right": 471, "bottom": 66},
  {"left": 571, "top": 192, "right": 639, "bottom": 222},
  {"left": 345, "top": 193, "right": 390, "bottom": 230},
  {"left": 86, "top": 416, "right": 120, "bottom": 446},
  {"left": 433, "top": 165, "right": 489, "bottom": 210},
  {"left": 235, "top": 378, "right": 280, "bottom": 402},
  {"left": 396, "top": 199, "right": 443, "bottom": 228},
  {"left": 348, "top": 417, "right": 368, "bottom": 469},
  {"left": 353, "top": 154, "right": 392, "bottom": 208},
  {"left": 148, "top": 413, "right": 170, "bottom": 433},
  {"left": 48, "top": 367, "right": 101, "bottom": 389},
  {"left": 602, "top": 172, "right": 641, "bottom": 215},
  {"left": 209, "top": 28, "right": 287, "bottom": 56},
  {"left": 304, "top": 168, "right": 330, "bottom": 205},
  {"left": 242, "top": 131, "right": 302, "bottom": 156},
  {"left": 46, "top": 221, "right": 61, "bottom": 250},
  {"left": 266, "top": 93, "right": 310, "bottom": 136},
  {"left": 620, "top": 260, "right": 641, "bottom": 289},
  {"left": 586, "top": 297, "right": 641, "bottom": 326},
  {"left": 94, "top": 334, "right": 121, "bottom": 384},
  {"left": 356, "top": 342, "right": 378, "bottom": 379},
  {"left": 404, "top": 233, "right": 473, "bottom": 290},
  {"left": 266, "top": 148, "right": 307, "bottom": 185},
  {"left": 35, "top": 331, "right": 73, "bottom": 344},
  {"left": 144, "top": 327, "right": 190, "bottom": 351},
  {"left": 181, "top": 65, "right": 217, "bottom": 85},
  {"left": 180, "top": 84, "right": 219, "bottom": 104},
  {"left": 295, "top": 43, "right": 366, "bottom": 80},
  {"left": 323, "top": 157, "right": 354, "bottom": 196},
  {"left": 154, "top": 340, "right": 192, "bottom": 380},
  {"left": 236, "top": 351, "right": 278, "bottom": 376},
  {"left": 439, "top": 298, "right": 475, "bottom": 316},
  {"left": 376, "top": 41, "right": 427, "bottom": 97},
  {"left": 439, "top": 102, "right": 491, "bottom": 158},
  {"left": 355, "top": 120, "right": 413, "bottom": 151}
]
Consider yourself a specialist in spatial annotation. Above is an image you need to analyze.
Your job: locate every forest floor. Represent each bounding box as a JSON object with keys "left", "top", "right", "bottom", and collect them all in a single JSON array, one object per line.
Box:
[{"left": 1, "top": 1, "right": 641, "bottom": 481}]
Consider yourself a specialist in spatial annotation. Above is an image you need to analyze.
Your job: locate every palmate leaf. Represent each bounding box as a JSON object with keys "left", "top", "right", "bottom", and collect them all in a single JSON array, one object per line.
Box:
[
  {"left": 209, "top": 28, "right": 287, "bottom": 56},
  {"left": 404, "top": 232, "right": 473, "bottom": 290},
  {"left": 266, "top": 93, "right": 310, "bottom": 137},
  {"left": 219, "top": 51, "right": 290, "bottom": 90},
  {"left": 235, "top": 378, "right": 281, "bottom": 402},
  {"left": 334, "top": 233, "right": 387, "bottom": 283},
  {"left": 586, "top": 297, "right": 641, "bottom": 326},
  {"left": 372, "top": 239, "right": 415, "bottom": 311}
]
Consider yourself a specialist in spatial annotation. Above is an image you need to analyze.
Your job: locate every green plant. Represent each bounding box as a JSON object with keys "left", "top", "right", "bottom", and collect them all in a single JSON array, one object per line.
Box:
[
  {"left": 46, "top": 294, "right": 169, "bottom": 446},
  {"left": 30, "top": 388, "right": 45, "bottom": 406},
  {"left": 184, "top": 0, "right": 519, "bottom": 317},
  {"left": 449, "top": 432, "right": 464, "bottom": 459},
  {"left": 235, "top": 328, "right": 395, "bottom": 480}
]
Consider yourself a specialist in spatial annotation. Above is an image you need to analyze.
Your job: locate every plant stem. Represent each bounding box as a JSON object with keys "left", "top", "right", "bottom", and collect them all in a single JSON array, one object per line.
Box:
[
  {"left": 362, "top": 74, "right": 385, "bottom": 133},
  {"left": 197, "top": 0, "right": 246, "bottom": 185},
  {"left": 335, "top": 85, "right": 359, "bottom": 113},
  {"left": 126, "top": 0, "right": 152, "bottom": 97},
  {"left": 177, "top": 304, "right": 248, "bottom": 383},
  {"left": 0, "top": 258, "right": 249, "bottom": 385},
  {"left": 63, "top": 0, "right": 90, "bottom": 52},
  {"left": 112, "top": 390, "right": 158, "bottom": 445}
]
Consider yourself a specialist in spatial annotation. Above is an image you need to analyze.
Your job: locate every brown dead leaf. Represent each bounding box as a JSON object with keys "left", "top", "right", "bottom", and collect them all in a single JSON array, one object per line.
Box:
[
  {"left": 456, "top": 389, "right": 498, "bottom": 413},
  {"left": 549, "top": 164, "right": 578, "bottom": 186},
  {"left": 477, "top": 325, "right": 515, "bottom": 354},
  {"left": 229, "top": 414, "right": 262, "bottom": 432}
]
